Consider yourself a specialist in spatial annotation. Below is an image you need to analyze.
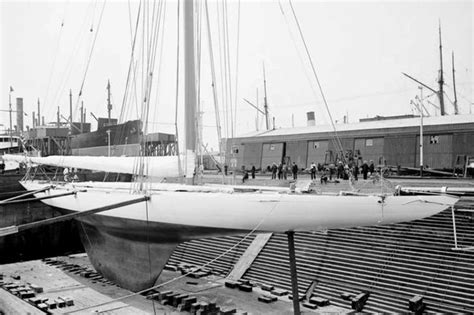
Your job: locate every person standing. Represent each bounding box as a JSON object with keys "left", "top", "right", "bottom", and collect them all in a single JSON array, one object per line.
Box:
[
  {"left": 292, "top": 162, "right": 298, "bottom": 180},
  {"left": 361, "top": 160, "right": 369, "bottom": 180},
  {"left": 337, "top": 161, "right": 344, "bottom": 179},
  {"left": 310, "top": 162, "right": 317, "bottom": 180},
  {"left": 369, "top": 160, "right": 375, "bottom": 175},
  {"left": 271, "top": 162, "right": 277, "bottom": 180},
  {"left": 282, "top": 163, "right": 288, "bottom": 180},
  {"left": 277, "top": 163, "right": 283, "bottom": 180},
  {"left": 251, "top": 165, "right": 256, "bottom": 179}
]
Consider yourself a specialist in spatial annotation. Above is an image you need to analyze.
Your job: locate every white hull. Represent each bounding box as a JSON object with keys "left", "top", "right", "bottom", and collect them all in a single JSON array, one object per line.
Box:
[{"left": 21, "top": 180, "right": 457, "bottom": 232}]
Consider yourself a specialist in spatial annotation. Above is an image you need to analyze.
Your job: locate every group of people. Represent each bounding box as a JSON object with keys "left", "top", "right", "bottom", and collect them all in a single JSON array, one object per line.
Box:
[
  {"left": 238, "top": 158, "right": 377, "bottom": 184},
  {"left": 267, "top": 162, "right": 299, "bottom": 180}
]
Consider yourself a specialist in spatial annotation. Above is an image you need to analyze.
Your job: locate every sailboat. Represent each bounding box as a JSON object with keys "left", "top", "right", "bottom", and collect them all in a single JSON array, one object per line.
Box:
[{"left": 5, "top": 1, "right": 457, "bottom": 292}]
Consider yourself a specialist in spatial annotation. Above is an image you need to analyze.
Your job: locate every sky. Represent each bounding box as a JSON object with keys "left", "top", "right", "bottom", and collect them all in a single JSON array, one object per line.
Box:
[{"left": 1, "top": 0, "right": 473, "bottom": 151}]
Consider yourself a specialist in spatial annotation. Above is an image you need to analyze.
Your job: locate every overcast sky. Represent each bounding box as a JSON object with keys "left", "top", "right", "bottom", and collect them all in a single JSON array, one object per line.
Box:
[{"left": 1, "top": 0, "right": 472, "bottom": 150}]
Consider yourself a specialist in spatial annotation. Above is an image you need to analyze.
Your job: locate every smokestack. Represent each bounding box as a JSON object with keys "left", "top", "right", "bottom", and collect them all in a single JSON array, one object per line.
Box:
[
  {"left": 16, "top": 98, "right": 24, "bottom": 132},
  {"left": 32, "top": 111, "right": 36, "bottom": 128},
  {"left": 37, "top": 98, "right": 41, "bottom": 126},
  {"left": 306, "top": 111, "right": 315, "bottom": 126},
  {"left": 42, "top": 116, "right": 45, "bottom": 126}
]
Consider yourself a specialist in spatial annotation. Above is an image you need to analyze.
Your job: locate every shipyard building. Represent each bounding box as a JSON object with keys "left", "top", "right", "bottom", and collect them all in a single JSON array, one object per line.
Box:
[{"left": 225, "top": 114, "right": 474, "bottom": 171}]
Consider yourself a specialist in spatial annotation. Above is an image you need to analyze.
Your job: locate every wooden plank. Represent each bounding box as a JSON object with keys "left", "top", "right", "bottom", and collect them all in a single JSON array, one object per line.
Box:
[{"left": 227, "top": 233, "right": 273, "bottom": 280}]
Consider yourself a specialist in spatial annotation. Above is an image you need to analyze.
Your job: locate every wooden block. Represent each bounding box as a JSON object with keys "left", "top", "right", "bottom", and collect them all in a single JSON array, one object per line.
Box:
[
  {"left": 340, "top": 292, "right": 352, "bottom": 300},
  {"left": 29, "top": 284, "right": 43, "bottom": 294},
  {"left": 310, "top": 296, "right": 329, "bottom": 306},
  {"left": 12, "top": 274, "right": 21, "bottom": 280},
  {"left": 409, "top": 295, "right": 424, "bottom": 312},
  {"left": 219, "top": 307, "right": 237, "bottom": 314},
  {"left": 270, "top": 288, "right": 288, "bottom": 296},
  {"left": 172, "top": 293, "right": 189, "bottom": 307},
  {"left": 60, "top": 296, "right": 74, "bottom": 306},
  {"left": 225, "top": 280, "right": 239, "bottom": 289},
  {"left": 238, "top": 279, "right": 250, "bottom": 286},
  {"left": 288, "top": 294, "right": 304, "bottom": 301},
  {"left": 46, "top": 300, "right": 57, "bottom": 309},
  {"left": 164, "top": 264, "right": 178, "bottom": 272},
  {"left": 260, "top": 283, "right": 274, "bottom": 291},
  {"left": 258, "top": 295, "right": 276, "bottom": 303},
  {"left": 37, "top": 303, "right": 48, "bottom": 311},
  {"left": 182, "top": 296, "right": 197, "bottom": 305},
  {"left": 190, "top": 302, "right": 201, "bottom": 312},
  {"left": 27, "top": 297, "right": 43, "bottom": 305},
  {"left": 55, "top": 299, "right": 66, "bottom": 308},
  {"left": 351, "top": 292, "right": 370, "bottom": 311},
  {"left": 20, "top": 290, "right": 35, "bottom": 299},
  {"left": 157, "top": 290, "right": 173, "bottom": 301},
  {"left": 238, "top": 284, "right": 252, "bottom": 292},
  {"left": 303, "top": 302, "right": 318, "bottom": 310}
]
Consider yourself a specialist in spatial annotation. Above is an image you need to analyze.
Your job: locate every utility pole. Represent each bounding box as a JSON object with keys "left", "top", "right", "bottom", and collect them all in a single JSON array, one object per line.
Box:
[
  {"left": 452, "top": 51, "right": 459, "bottom": 115},
  {"left": 263, "top": 63, "right": 269, "bottom": 130},
  {"left": 438, "top": 21, "right": 445, "bottom": 115},
  {"left": 107, "top": 80, "right": 112, "bottom": 125}
]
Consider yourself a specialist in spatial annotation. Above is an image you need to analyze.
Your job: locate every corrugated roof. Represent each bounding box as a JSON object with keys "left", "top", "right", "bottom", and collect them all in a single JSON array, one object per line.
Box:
[{"left": 237, "top": 114, "right": 474, "bottom": 138}]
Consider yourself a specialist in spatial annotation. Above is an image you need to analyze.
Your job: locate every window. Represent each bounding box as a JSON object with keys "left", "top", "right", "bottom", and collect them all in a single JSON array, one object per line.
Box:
[
  {"left": 430, "top": 135, "right": 439, "bottom": 144},
  {"left": 313, "top": 142, "right": 320, "bottom": 149},
  {"left": 270, "top": 144, "right": 275, "bottom": 151},
  {"left": 365, "top": 139, "right": 373, "bottom": 147},
  {"left": 231, "top": 145, "right": 239, "bottom": 154}
]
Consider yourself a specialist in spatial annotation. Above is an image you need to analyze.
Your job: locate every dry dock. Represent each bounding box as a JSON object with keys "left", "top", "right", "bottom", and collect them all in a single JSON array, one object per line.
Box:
[{"left": 0, "top": 254, "right": 346, "bottom": 314}]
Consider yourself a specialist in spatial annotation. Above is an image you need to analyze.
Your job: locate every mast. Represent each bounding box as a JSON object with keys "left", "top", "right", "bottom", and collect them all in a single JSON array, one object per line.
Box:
[
  {"left": 438, "top": 21, "right": 445, "bottom": 115},
  {"left": 263, "top": 63, "right": 269, "bottom": 130},
  {"left": 184, "top": 0, "right": 197, "bottom": 184},
  {"left": 8, "top": 87, "right": 13, "bottom": 152},
  {"left": 107, "top": 80, "right": 112, "bottom": 125},
  {"left": 452, "top": 51, "right": 458, "bottom": 115},
  {"left": 69, "top": 89, "right": 73, "bottom": 131}
]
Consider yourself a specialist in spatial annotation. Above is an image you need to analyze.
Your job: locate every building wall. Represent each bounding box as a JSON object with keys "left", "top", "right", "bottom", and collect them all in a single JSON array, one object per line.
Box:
[
  {"left": 452, "top": 132, "right": 474, "bottom": 158},
  {"left": 306, "top": 140, "right": 329, "bottom": 166},
  {"left": 226, "top": 141, "right": 244, "bottom": 169},
  {"left": 416, "top": 134, "right": 453, "bottom": 169},
  {"left": 242, "top": 142, "right": 262, "bottom": 169},
  {"left": 384, "top": 135, "right": 417, "bottom": 167},
  {"left": 354, "top": 137, "right": 384, "bottom": 164},
  {"left": 261, "top": 143, "right": 284, "bottom": 169},
  {"left": 286, "top": 141, "right": 308, "bottom": 168}
]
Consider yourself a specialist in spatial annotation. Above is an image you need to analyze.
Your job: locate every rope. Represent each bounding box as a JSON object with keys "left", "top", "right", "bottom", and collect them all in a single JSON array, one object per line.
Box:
[
  {"left": 75, "top": 0, "right": 107, "bottom": 112},
  {"left": 66, "top": 201, "right": 279, "bottom": 314},
  {"left": 286, "top": 0, "right": 345, "bottom": 160}
]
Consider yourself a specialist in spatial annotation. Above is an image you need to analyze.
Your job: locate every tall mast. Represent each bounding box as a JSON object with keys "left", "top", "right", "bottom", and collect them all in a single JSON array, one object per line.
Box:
[
  {"left": 263, "top": 63, "right": 269, "bottom": 130},
  {"left": 69, "top": 89, "right": 73, "bottom": 131},
  {"left": 184, "top": 0, "right": 197, "bottom": 184},
  {"left": 107, "top": 80, "right": 112, "bottom": 125},
  {"left": 451, "top": 51, "right": 459, "bottom": 115},
  {"left": 438, "top": 21, "right": 445, "bottom": 115}
]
